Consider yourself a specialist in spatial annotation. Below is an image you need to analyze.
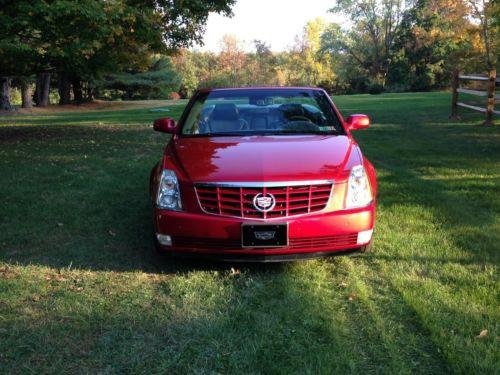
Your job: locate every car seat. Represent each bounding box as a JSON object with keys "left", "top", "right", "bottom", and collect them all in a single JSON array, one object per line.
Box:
[{"left": 209, "top": 103, "right": 241, "bottom": 133}]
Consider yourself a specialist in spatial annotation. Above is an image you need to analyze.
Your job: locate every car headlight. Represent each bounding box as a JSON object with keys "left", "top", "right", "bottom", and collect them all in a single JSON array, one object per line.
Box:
[
  {"left": 156, "top": 169, "right": 182, "bottom": 210},
  {"left": 345, "top": 165, "right": 372, "bottom": 209}
]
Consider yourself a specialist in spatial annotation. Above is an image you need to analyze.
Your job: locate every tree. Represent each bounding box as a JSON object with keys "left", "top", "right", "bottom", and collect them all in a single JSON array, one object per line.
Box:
[
  {"left": 248, "top": 40, "right": 278, "bottom": 85},
  {"left": 171, "top": 50, "right": 200, "bottom": 98},
  {"left": 97, "top": 56, "right": 180, "bottom": 99},
  {"left": 0, "top": 0, "right": 40, "bottom": 109},
  {"left": 146, "top": 0, "right": 235, "bottom": 49},
  {"left": 271, "top": 19, "right": 336, "bottom": 88},
  {"left": 0, "top": 0, "right": 236, "bottom": 109},
  {"left": 389, "top": 0, "right": 474, "bottom": 91},
  {"left": 217, "top": 35, "right": 248, "bottom": 87},
  {"left": 1, "top": 78, "right": 12, "bottom": 111},
  {"left": 324, "top": 0, "right": 408, "bottom": 86},
  {"left": 301, "top": 18, "right": 335, "bottom": 88},
  {"left": 467, "top": 0, "right": 498, "bottom": 71}
]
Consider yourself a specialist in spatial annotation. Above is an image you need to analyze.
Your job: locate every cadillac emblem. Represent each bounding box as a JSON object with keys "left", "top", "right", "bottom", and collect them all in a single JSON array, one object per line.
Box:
[{"left": 253, "top": 193, "right": 276, "bottom": 212}]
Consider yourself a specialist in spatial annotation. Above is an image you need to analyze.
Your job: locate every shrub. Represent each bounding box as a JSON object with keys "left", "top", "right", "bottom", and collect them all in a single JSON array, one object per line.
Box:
[
  {"left": 368, "top": 83, "right": 385, "bottom": 95},
  {"left": 169, "top": 92, "right": 181, "bottom": 100}
]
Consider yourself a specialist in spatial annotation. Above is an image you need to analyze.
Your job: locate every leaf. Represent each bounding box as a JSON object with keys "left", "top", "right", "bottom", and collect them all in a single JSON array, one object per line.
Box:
[
  {"left": 229, "top": 267, "right": 240, "bottom": 276},
  {"left": 55, "top": 275, "right": 67, "bottom": 282},
  {"left": 45, "top": 273, "right": 66, "bottom": 282},
  {"left": 476, "top": 329, "right": 488, "bottom": 339},
  {"left": 109, "top": 230, "right": 116, "bottom": 236}
]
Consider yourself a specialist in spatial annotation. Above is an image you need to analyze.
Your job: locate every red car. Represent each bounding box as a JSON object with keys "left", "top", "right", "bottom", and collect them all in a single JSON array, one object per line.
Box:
[{"left": 150, "top": 87, "right": 377, "bottom": 261}]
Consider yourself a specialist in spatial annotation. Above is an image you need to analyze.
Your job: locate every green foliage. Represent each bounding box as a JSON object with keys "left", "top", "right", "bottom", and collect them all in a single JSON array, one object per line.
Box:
[
  {"left": 0, "top": 1, "right": 40, "bottom": 76},
  {"left": 320, "top": 0, "right": 491, "bottom": 92},
  {"left": 8, "top": 88, "right": 22, "bottom": 106},
  {"left": 0, "top": 0, "right": 161, "bottom": 77},
  {"left": 0, "top": 0, "right": 235, "bottom": 104},
  {"left": 172, "top": 51, "right": 200, "bottom": 98},
  {"left": 324, "top": 0, "right": 407, "bottom": 86},
  {"left": 1, "top": 0, "right": 494, "bottom": 100},
  {"left": 368, "top": 83, "right": 384, "bottom": 94},
  {"left": 388, "top": 0, "right": 473, "bottom": 91},
  {"left": 97, "top": 56, "right": 181, "bottom": 100},
  {"left": 151, "top": 0, "right": 235, "bottom": 49},
  {"left": 168, "top": 23, "right": 337, "bottom": 95}
]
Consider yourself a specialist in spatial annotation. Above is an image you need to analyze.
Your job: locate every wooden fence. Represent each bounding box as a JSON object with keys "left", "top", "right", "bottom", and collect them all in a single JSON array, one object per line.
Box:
[{"left": 451, "top": 69, "right": 499, "bottom": 125}]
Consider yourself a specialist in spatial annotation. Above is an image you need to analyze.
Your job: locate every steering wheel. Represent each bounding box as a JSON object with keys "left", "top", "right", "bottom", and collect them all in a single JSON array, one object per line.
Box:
[{"left": 288, "top": 115, "right": 312, "bottom": 123}]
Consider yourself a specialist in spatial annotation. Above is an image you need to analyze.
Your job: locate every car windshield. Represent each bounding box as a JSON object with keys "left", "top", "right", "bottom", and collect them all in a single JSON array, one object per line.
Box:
[{"left": 181, "top": 88, "right": 343, "bottom": 136}]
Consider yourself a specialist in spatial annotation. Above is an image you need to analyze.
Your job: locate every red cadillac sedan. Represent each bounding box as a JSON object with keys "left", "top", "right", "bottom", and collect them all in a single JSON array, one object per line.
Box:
[{"left": 150, "top": 87, "right": 377, "bottom": 261}]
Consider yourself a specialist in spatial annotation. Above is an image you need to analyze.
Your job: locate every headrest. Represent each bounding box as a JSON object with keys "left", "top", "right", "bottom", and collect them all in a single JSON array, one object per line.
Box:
[{"left": 211, "top": 103, "right": 239, "bottom": 121}]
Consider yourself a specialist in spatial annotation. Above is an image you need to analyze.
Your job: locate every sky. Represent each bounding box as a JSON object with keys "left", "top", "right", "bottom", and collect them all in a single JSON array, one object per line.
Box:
[{"left": 193, "top": 0, "right": 345, "bottom": 52}]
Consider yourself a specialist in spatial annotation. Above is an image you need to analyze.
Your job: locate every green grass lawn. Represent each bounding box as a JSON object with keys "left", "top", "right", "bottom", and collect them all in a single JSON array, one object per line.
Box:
[{"left": 0, "top": 93, "right": 498, "bottom": 373}]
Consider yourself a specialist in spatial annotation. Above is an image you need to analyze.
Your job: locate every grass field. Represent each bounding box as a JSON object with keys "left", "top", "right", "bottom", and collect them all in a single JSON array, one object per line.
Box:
[{"left": 0, "top": 92, "right": 498, "bottom": 373}]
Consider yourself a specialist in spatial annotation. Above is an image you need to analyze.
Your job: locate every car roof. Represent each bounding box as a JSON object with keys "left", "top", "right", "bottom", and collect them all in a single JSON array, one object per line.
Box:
[{"left": 197, "top": 86, "right": 324, "bottom": 94}]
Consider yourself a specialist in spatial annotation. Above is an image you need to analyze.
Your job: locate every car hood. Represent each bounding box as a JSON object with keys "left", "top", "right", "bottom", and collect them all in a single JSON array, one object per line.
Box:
[{"left": 169, "top": 135, "right": 356, "bottom": 183}]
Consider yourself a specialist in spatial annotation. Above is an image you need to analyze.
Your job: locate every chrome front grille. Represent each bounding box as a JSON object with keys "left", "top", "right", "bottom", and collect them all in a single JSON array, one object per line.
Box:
[{"left": 195, "top": 182, "right": 333, "bottom": 219}]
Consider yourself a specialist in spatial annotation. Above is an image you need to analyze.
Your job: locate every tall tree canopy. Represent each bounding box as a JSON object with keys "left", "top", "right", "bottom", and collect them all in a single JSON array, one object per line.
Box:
[
  {"left": 467, "top": 0, "right": 498, "bottom": 70},
  {"left": 0, "top": 0, "right": 235, "bottom": 108},
  {"left": 322, "top": 0, "right": 408, "bottom": 86},
  {"left": 320, "top": 0, "right": 494, "bottom": 91},
  {"left": 389, "top": 0, "right": 473, "bottom": 90}
]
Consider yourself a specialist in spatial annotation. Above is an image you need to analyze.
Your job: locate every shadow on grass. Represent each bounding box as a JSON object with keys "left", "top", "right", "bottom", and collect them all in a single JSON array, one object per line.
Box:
[
  {"left": 0, "top": 125, "right": 296, "bottom": 275},
  {"left": 0, "top": 256, "right": 451, "bottom": 373}
]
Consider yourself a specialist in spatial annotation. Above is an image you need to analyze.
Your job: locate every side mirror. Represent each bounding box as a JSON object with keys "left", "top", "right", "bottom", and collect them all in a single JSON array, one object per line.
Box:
[
  {"left": 153, "top": 117, "right": 178, "bottom": 133},
  {"left": 345, "top": 114, "right": 370, "bottom": 131}
]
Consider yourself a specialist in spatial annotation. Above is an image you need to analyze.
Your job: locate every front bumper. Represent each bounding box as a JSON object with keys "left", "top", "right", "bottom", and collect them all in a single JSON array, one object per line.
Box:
[{"left": 154, "top": 202, "right": 375, "bottom": 259}]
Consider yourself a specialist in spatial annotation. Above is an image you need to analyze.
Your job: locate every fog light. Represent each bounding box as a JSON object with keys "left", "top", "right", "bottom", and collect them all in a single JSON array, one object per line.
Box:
[
  {"left": 156, "top": 234, "right": 172, "bottom": 246},
  {"left": 357, "top": 229, "right": 373, "bottom": 245}
]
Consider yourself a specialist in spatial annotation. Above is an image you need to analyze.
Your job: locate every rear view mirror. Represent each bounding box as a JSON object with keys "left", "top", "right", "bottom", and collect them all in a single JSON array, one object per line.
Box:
[
  {"left": 153, "top": 117, "right": 178, "bottom": 133},
  {"left": 345, "top": 114, "right": 370, "bottom": 131}
]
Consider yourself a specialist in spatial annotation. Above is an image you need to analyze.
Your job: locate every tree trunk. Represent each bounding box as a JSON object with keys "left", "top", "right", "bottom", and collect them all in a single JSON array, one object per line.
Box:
[
  {"left": 72, "top": 79, "right": 83, "bottom": 103},
  {"left": 85, "top": 85, "right": 94, "bottom": 102},
  {"left": 0, "top": 77, "right": 13, "bottom": 111},
  {"left": 34, "top": 76, "right": 41, "bottom": 105},
  {"left": 20, "top": 79, "right": 33, "bottom": 108},
  {"left": 35, "top": 73, "right": 51, "bottom": 107},
  {"left": 58, "top": 72, "right": 71, "bottom": 105},
  {"left": 126, "top": 88, "right": 133, "bottom": 100}
]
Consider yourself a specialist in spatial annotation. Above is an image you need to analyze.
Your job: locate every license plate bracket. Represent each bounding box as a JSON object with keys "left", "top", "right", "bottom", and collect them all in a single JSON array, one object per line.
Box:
[{"left": 241, "top": 223, "right": 288, "bottom": 248}]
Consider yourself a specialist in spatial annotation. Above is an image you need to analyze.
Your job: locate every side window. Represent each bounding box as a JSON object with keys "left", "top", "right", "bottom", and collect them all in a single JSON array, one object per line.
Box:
[{"left": 182, "top": 99, "right": 205, "bottom": 134}]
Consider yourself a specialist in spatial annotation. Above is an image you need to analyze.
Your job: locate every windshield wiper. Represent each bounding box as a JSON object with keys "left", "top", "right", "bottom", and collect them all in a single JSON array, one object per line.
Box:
[{"left": 276, "top": 129, "right": 339, "bottom": 135}]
